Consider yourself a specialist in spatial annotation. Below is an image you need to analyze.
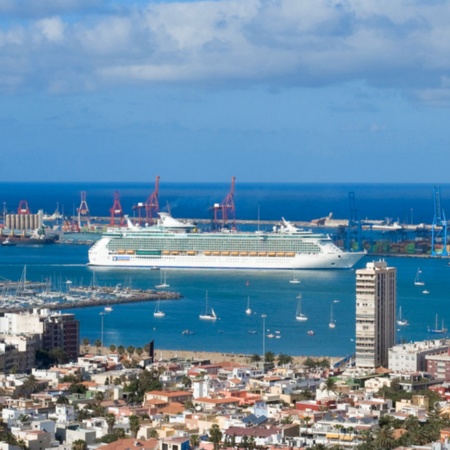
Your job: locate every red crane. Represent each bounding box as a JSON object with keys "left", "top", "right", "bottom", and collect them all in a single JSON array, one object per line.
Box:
[
  {"left": 17, "top": 200, "right": 30, "bottom": 214},
  {"left": 212, "top": 176, "right": 236, "bottom": 229},
  {"left": 133, "top": 176, "right": 160, "bottom": 225},
  {"left": 110, "top": 191, "right": 124, "bottom": 226}
]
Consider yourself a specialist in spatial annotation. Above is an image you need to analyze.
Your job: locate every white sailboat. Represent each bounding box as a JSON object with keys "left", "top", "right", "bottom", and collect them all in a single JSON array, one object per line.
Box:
[
  {"left": 397, "top": 306, "right": 408, "bottom": 326},
  {"left": 153, "top": 300, "right": 165, "bottom": 317},
  {"left": 155, "top": 271, "right": 169, "bottom": 289},
  {"left": 428, "top": 314, "right": 447, "bottom": 334},
  {"left": 295, "top": 295, "right": 308, "bottom": 321},
  {"left": 104, "top": 303, "right": 113, "bottom": 312},
  {"left": 414, "top": 268, "right": 425, "bottom": 286},
  {"left": 245, "top": 296, "right": 252, "bottom": 315},
  {"left": 289, "top": 272, "right": 301, "bottom": 284},
  {"left": 329, "top": 302, "right": 336, "bottom": 328},
  {"left": 199, "top": 291, "right": 217, "bottom": 320}
]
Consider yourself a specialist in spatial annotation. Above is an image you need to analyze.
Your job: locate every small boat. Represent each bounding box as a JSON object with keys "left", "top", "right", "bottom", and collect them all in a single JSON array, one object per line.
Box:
[
  {"left": 428, "top": 314, "right": 447, "bottom": 334},
  {"left": 104, "top": 306, "right": 113, "bottom": 312},
  {"left": 245, "top": 296, "right": 252, "bottom": 315},
  {"left": 307, "top": 330, "right": 315, "bottom": 335},
  {"left": 153, "top": 300, "right": 165, "bottom": 317},
  {"left": 267, "top": 333, "right": 275, "bottom": 338},
  {"left": 414, "top": 268, "right": 425, "bottom": 286},
  {"left": 248, "top": 330, "right": 257, "bottom": 334},
  {"left": 1, "top": 238, "right": 16, "bottom": 247},
  {"left": 329, "top": 302, "right": 336, "bottom": 329},
  {"left": 182, "top": 329, "right": 195, "bottom": 335},
  {"left": 295, "top": 294, "right": 308, "bottom": 321},
  {"left": 397, "top": 306, "right": 408, "bottom": 326},
  {"left": 199, "top": 291, "right": 217, "bottom": 320},
  {"left": 155, "top": 271, "right": 169, "bottom": 289},
  {"left": 422, "top": 290, "right": 430, "bottom": 294},
  {"left": 289, "top": 273, "right": 301, "bottom": 284}
]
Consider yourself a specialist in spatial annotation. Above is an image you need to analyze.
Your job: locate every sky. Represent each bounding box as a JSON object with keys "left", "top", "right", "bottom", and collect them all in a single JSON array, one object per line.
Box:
[{"left": 1, "top": 0, "right": 450, "bottom": 183}]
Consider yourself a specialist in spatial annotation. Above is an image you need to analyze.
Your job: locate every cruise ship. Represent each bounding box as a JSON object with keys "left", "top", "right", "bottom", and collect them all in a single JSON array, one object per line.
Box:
[{"left": 88, "top": 213, "right": 365, "bottom": 270}]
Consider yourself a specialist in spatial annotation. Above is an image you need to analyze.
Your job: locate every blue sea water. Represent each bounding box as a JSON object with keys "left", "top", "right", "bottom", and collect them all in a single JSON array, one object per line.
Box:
[{"left": 0, "top": 182, "right": 449, "bottom": 358}]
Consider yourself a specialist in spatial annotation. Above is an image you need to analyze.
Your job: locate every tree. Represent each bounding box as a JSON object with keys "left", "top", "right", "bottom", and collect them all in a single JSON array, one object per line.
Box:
[
  {"left": 117, "top": 345, "right": 125, "bottom": 356},
  {"left": 320, "top": 377, "right": 338, "bottom": 397},
  {"left": 82, "top": 338, "right": 90, "bottom": 354},
  {"left": 264, "top": 351, "right": 275, "bottom": 363},
  {"left": 277, "top": 353, "right": 293, "bottom": 365},
  {"left": 105, "top": 413, "right": 116, "bottom": 434},
  {"left": 129, "top": 415, "right": 141, "bottom": 438},
  {"left": 281, "top": 415, "right": 293, "bottom": 424},
  {"left": 136, "top": 347, "right": 144, "bottom": 357},
  {"left": 250, "top": 354, "right": 261, "bottom": 362},
  {"left": 109, "top": 344, "right": 117, "bottom": 353},
  {"left": 21, "top": 374, "right": 39, "bottom": 397},
  {"left": 208, "top": 424, "right": 222, "bottom": 450},
  {"left": 303, "top": 357, "right": 317, "bottom": 369},
  {"left": 149, "top": 429, "right": 159, "bottom": 439},
  {"left": 72, "top": 440, "right": 87, "bottom": 450},
  {"left": 374, "top": 426, "right": 396, "bottom": 450},
  {"left": 49, "top": 347, "right": 69, "bottom": 364},
  {"left": 190, "top": 434, "right": 200, "bottom": 448},
  {"left": 94, "top": 339, "right": 102, "bottom": 354},
  {"left": 70, "top": 383, "right": 87, "bottom": 394},
  {"left": 127, "top": 346, "right": 135, "bottom": 358},
  {"left": 56, "top": 394, "right": 70, "bottom": 405}
]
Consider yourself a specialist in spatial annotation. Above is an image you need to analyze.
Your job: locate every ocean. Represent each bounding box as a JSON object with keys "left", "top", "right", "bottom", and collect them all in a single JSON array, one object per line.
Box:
[{"left": 0, "top": 182, "right": 449, "bottom": 358}]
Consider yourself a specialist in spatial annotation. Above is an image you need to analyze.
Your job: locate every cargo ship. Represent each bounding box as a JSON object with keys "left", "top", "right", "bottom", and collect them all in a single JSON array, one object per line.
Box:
[{"left": 88, "top": 213, "right": 364, "bottom": 270}]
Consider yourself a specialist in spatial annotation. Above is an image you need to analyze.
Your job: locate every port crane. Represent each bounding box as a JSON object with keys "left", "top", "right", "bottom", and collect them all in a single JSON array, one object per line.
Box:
[
  {"left": 211, "top": 176, "right": 236, "bottom": 230},
  {"left": 110, "top": 191, "right": 124, "bottom": 226},
  {"left": 17, "top": 200, "right": 30, "bottom": 215},
  {"left": 346, "top": 191, "right": 362, "bottom": 251},
  {"left": 77, "top": 191, "right": 90, "bottom": 230},
  {"left": 133, "top": 176, "right": 160, "bottom": 225},
  {"left": 431, "top": 186, "right": 448, "bottom": 256}
]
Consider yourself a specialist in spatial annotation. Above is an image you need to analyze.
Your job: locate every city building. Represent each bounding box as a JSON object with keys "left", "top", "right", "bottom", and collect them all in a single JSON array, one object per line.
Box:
[
  {"left": 389, "top": 339, "right": 450, "bottom": 373},
  {"left": 355, "top": 260, "right": 396, "bottom": 369}
]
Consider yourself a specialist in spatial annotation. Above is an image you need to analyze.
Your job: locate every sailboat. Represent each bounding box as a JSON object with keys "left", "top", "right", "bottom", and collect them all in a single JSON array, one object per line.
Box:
[
  {"left": 153, "top": 300, "right": 165, "bottom": 317},
  {"left": 428, "top": 314, "right": 447, "bottom": 334},
  {"left": 295, "top": 295, "right": 308, "bottom": 321},
  {"left": 104, "top": 302, "right": 113, "bottom": 312},
  {"left": 199, "top": 291, "right": 217, "bottom": 320},
  {"left": 245, "top": 296, "right": 252, "bottom": 315},
  {"left": 289, "top": 272, "right": 301, "bottom": 284},
  {"left": 414, "top": 268, "right": 425, "bottom": 286},
  {"left": 155, "top": 271, "right": 169, "bottom": 289},
  {"left": 397, "top": 306, "right": 408, "bottom": 326},
  {"left": 329, "top": 302, "right": 336, "bottom": 328}
]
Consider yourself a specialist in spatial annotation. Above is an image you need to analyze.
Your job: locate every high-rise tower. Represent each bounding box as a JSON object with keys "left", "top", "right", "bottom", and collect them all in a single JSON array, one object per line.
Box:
[{"left": 355, "top": 260, "right": 396, "bottom": 369}]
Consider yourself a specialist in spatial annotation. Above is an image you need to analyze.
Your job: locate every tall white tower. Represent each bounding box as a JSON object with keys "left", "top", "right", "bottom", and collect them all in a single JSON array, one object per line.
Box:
[{"left": 355, "top": 260, "right": 396, "bottom": 369}]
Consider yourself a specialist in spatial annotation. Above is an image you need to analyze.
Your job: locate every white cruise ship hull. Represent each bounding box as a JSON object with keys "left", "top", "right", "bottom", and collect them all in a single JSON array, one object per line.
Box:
[{"left": 89, "top": 241, "right": 364, "bottom": 270}]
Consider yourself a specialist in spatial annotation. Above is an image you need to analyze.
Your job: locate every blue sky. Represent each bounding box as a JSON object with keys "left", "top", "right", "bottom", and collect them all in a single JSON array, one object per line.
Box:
[{"left": 1, "top": 0, "right": 450, "bottom": 183}]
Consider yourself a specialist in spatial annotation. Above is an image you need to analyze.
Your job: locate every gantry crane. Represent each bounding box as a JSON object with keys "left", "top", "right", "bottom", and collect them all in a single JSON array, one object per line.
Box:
[
  {"left": 431, "top": 186, "right": 448, "bottom": 256},
  {"left": 211, "top": 176, "right": 236, "bottom": 230}
]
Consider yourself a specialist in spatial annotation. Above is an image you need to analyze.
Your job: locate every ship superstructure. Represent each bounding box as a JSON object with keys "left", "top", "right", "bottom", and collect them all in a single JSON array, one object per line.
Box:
[{"left": 88, "top": 214, "right": 365, "bottom": 270}]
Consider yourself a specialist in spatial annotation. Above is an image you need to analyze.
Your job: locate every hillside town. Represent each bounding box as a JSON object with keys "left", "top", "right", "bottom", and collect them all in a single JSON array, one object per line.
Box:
[{"left": 1, "top": 313, "right": 450, "bottom": 449}]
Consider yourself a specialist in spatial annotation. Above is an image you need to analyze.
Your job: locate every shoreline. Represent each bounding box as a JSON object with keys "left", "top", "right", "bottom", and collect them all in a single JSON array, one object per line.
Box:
[{"left": 87, "top": 346, "right": 343, "bottom": 366}]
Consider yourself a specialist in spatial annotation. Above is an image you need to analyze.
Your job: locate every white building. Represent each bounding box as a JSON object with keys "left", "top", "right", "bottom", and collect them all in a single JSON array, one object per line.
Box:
[
  {"left": 389, "top": 339, "right": 450, "bottom": 372},
  {"left": 355, "top": 260, "right": 396, "bottom": 369}
]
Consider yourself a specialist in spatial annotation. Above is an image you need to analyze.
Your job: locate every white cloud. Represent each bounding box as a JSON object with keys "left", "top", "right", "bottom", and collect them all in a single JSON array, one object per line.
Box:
[{"left": 1, "top": 0, "right": 450, "bottom": 98}]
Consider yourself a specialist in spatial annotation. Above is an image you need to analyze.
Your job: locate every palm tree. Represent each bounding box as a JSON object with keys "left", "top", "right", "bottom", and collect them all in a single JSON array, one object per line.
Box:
[
  {"left": 82, "top": 338, "right": 90, "bottom": 354},
  {"left": 109, "top": 344, "right": 116, "bottom": 353},
  {"left": 374, "top": 426, "right": 396, "bottom": 450},
  {"left": 250, "top": 354, "right": 261, "bottom": 362},
  {"left": 117, "top": 345, "right": 125, "bottom": 356},
  {"left": 190, "top": 434, "right": 200, "bottom": 448},
  {"left": 208, "top": 424, "right": 222, "bottom": 450},
  {"left": 320, "top": 377, "right": 338, "bottom": 397},
  {"left": 94, "top": 339, "right": 102, "bottom": 354},
  {"left": 149, "top": 429, "right": 159, "bottom": 439},
  {"left": 72, "top": 440, "right": 87, "bottom": 450},
  {"left": 277, "top": 353, "right": 293, "bottom": 365},
  {"left": 21, "top": 374, "right": 39, "bottom": 397},
  {"left": 127, "top": 346, "right": 135, "bottom": 358},
  {"left": 135, "top": 347, "right": 143, "bottom": 357},
  {"left": 129, "top": 414, "right": 141, "bottom": 438},
  {"left": 105, "top": 413, "right": 116, "bottom": 434},
  {"left": 56, "top": 394, "right": 70, "bottom": 405},
  {"left": 264, "top": 351, "right": 275, "bottom": 363}
]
